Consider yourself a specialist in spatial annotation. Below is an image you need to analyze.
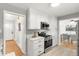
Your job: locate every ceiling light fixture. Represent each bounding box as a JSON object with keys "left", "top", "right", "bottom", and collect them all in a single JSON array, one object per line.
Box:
[{"left": 51, "top": 3, "right": 60, "bottom": 7}]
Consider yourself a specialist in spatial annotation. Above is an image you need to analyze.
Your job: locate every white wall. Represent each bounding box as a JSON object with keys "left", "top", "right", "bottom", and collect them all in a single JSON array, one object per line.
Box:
[
  {"left": 47, "top": 16, "right": 58, "bottom": 47},
  {"left": 15, "top": 16, "right": 26, "bottom": 54}
]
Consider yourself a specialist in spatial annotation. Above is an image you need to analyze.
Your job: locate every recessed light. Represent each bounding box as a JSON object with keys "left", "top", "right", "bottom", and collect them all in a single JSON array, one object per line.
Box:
[{"left": 51, "top": 3, "right": 60, "bottom": 7}]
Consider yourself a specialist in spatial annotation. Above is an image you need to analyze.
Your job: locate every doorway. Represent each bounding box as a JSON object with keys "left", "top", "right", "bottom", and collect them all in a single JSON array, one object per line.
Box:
[
  {"left": 3, "top": 10, "right": 26, "bottom": 56},
  {"left": 4, "top": 12, "right": 16, "bottom": 40},
  {"left": 59, "top": 18, "right": 78, "bottom": 56}
]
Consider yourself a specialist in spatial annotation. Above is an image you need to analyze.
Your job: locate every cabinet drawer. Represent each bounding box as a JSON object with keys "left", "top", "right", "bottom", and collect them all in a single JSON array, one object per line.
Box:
[
  {"left": 33, "top": 42, "right": 44, "bottom": 50},
  {"left": 33, "top": 46, "right": 44, "bottom": 56},
  {"left": 38, "top": 46, "right": 44, "bottom": 55},
  {"left": 33, "top": 39, "right": 44, "bottom": 44},
  {"left": 38, "top": 39, "right": 44, "bottom": 43},
  {"left": 33, "top": 49, "right": 39, "bottom": 56},
  {"left": 38, "top": 47, "right": 44, "bottom": 55},
  {"left": 33, "top": 40, "right": 39, "bottom": 44}
]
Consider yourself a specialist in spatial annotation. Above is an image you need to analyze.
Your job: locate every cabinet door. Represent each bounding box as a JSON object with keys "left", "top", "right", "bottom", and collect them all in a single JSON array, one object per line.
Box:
[
  {"left": 40, "top": 15, "right": 48, "bottom": 23},
  {"left": 27, "top": 9, "right": 49, "bottom": 29},
  {"left": 28, "top": 12, "right": 40, "bottom": 29},
  {"left": 40, "top": 16, "right": 45, "bottom": 22},
  {"left": 28, "top": 13, "right": 36, "bottom": 29},
  {"left": 36, "top": 15, "right": 41, "bottom": 29}
]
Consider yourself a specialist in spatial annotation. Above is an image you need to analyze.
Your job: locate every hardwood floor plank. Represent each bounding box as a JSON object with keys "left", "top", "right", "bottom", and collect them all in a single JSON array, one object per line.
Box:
[{"left": 5, "top": 40, "right": 24, "bottom": 56}]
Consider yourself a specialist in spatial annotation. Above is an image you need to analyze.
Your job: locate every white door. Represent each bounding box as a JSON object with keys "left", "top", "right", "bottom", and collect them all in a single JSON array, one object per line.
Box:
[
  {"left": 4, "top": 12, "right": 16, "bottom": 40},
  {"left": 4, "top": 22, "right": 15, "bottom": 40}
]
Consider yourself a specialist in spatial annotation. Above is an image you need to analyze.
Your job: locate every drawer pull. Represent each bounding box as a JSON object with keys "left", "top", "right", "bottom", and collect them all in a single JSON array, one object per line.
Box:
[
  {"left": 38, "top": 51, "right": 41, "bottom": 53},
  {"left": 39, "top": 41, "right": 41, "bottom": 43},
  {"left": 38, "top": 45, "right": 41, "bottom": 47}
]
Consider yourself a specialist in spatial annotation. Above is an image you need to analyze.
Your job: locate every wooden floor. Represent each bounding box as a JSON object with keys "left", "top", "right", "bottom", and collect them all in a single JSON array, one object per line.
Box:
[
  {"left": 5, "top": 40, "right": 77, "bottom": 56},
  {"left": 5, "top": 40, "right": 24, "bottom": 56},
  {"left": 42, "top": 41, "right": 77, "bottom": 56},
  {"left": 60, "top": 41, "right": 77, "bottom": 49}
]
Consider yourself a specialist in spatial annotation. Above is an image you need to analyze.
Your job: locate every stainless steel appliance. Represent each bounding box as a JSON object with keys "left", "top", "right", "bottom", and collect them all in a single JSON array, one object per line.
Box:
[
  {"left": 41, "top": 22, "right": 49, "bottom": 30},
  {"left": 44, "top": 35, "right": 52, "bottom": 49},
  {"left": 38, "top": 32, "right": 52, "bottom": 52}
]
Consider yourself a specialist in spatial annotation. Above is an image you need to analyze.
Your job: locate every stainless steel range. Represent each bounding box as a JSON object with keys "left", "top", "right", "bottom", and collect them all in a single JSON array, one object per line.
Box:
[
  {"left": 44, "top": 35, "right": 52, "bottom": 49},
  {"left": 38, "top": 32, "right": 52, "bottom": 52}
]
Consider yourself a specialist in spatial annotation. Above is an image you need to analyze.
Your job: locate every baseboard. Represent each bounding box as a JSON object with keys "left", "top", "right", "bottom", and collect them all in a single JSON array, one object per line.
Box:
[
  {"left": 15, "top": 41, "right": 25, "bottom": 55},
  {"left": 52, "top": 44, "right": 58, "bottom": 48}
]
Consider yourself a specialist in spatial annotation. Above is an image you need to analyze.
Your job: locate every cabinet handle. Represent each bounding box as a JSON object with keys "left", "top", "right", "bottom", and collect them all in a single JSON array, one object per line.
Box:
[
  {"left": 38, "top": 45, "right": 41, "bottom": 47},
  {"left": 38, "top": 51, "right": 41, "bottom": 53},
  {"left": 39, "top": 41, "right": 41, "bottom": 43}
]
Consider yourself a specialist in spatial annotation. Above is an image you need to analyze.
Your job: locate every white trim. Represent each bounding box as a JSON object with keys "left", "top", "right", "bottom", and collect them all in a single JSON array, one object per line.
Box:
[
  {"left": 16, "top": 41, "right": 25, "bottom": 55},
  {"left": 4, "top": 10, "right": 25, "bottom": 17},
  {"left": 3, "top": 40, "right": 6, "bottom": 55}
]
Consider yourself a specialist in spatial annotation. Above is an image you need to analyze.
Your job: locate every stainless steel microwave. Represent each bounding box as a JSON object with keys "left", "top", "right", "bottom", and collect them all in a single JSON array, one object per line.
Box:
[{"left": 41, "top": 22, "right": 49, "bottom": 30}]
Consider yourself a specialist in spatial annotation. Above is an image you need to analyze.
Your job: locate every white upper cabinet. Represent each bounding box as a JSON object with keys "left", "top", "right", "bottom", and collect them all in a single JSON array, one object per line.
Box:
[
  {"left": 41, "top": 16, "right": 48, "bottom": 23},
  {"left": 26, "top": 8, "right": 48, "bottom": 29},
  {"left": 27, "top": 8, "right": 40, "bottom": 29}
]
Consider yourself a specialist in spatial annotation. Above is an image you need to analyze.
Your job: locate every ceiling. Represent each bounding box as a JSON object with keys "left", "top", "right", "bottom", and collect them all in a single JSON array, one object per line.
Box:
[{"left": 8, "top": 3, "right": 79, "bottom": 17}]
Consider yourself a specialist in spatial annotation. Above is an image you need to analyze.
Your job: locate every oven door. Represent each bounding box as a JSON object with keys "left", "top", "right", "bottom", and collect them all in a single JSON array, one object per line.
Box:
[{"left": 44, "top": 39, "right": 52, "bottom": 49}]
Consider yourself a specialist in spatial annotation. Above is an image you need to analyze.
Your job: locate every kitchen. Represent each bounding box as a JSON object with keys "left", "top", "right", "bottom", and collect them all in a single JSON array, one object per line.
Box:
[
  {"left": 0, "top": 3, "right": 78, "bottom": 56},
  {"left": 26, "top": 8, "right": 58, "bottom": 56}
]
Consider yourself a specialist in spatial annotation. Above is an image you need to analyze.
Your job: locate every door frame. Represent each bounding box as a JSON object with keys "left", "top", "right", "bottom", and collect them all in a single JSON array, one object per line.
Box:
[{"left": 3, "top": 10, "right": 26, "bottom": 55}]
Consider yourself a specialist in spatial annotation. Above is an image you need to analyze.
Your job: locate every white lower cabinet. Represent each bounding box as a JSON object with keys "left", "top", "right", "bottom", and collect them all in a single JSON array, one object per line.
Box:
[{"left": 27, "top": 37, "right": 44, "bottom": 56}]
